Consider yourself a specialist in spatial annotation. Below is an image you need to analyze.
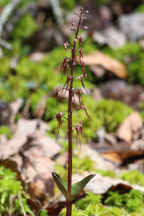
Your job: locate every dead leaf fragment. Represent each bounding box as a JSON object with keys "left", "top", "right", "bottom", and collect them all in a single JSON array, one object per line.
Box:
[
  {"left": 82, "top": 51, "right": 127, "bottom": 78},
  {"left": 117, "top": 112, "right": 143, "bottom": 143}
]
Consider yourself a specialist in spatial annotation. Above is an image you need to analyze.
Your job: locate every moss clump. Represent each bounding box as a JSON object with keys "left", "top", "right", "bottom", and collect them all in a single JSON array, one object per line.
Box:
[
  {"left": 0, "top": 126, "right": 12, "bottom": 139},
  {"left": 96, "top": 169, "right": 117, "bottom": 178},
  {"left": 72, "top": 156, "right": 96, "bottom": 174},
  {"left": 0, "top": 166, "right": 33, "bottom": 215},
  {"left": 60, "top": 189, "right": 144, "bottom": 216},
  {"left": 12, "top": 14, "right": 37, "bottom": 40},
  {"left": 60, "top": 192, "right": 128, "bottom": 216},
  {"left": 94, "top": 99, "right": 132, "bottom": 132},
  {"left": 49, "top": 98, "right": 132, "bottom": 141},
  {"left": 105, "top": 189, "right": 144, "bottom": 213},
  {"left": 120, "top": 170, "right": 144, "bottom": 187}
]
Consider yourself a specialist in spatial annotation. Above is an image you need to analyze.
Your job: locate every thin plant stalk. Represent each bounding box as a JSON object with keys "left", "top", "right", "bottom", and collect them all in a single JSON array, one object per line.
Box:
[
  {"left": 53, "top": 8, "right": 92, "bottom": 216},
  {"left": 67, "top": 12, "right": 83, "bottom": 216}
]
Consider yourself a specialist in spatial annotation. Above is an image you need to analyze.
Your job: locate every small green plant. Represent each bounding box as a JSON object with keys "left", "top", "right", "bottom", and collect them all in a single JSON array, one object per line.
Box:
[
  {"left": 52, "top": 8, "right": 95, "bottom": 216},
  {"left": 39, "top": 209, "right": 48, "bottom": 216}
]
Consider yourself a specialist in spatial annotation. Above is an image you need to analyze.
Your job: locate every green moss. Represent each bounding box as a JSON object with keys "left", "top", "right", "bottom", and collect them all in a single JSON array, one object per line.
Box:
[
  {"left": 12, "top": 14, "right": 37, "bottom": 40},
  {"left": 49, "top": 98, "right": 132, "bottom": 141},
  {"left": 60, "top": 189, "right": 144, "bottom": 216},
  {"left": 0, "top": 166, "right": 33, "bottom": 215},
  {"left": 73, "top": 156, "right": 96, "bottom": 174},
  {"left": 60, "top": 192, "right": 128, "bottom": 216},
  {"left": 60, "top": 0, "right": 85, "bottom": 11},
  {"left": 0, "top": 126, "right": 12, "bottom": 139},
  {"left": 105, "top": 189, "right": 144, "bottom": 213},
  {"left": 136, "top": 4, "right": 144, "bottom": 12},
  {"left": 0, "top": 57, "right": 11, "bottom": 78},
  {"left": 0, "top": 0, "right": 10, "bottom": 6},
  {"left": 29, "top": 89, "right": 46, "bottom": 113},
  {"left": 120, "top": 170, "right": 144, "bottom": 187},
  {"left": 94, "top": 99, "right": 132, "bottom": 132},
  {"left": 96, "top": 169, "right": 117, "bottom": 178}
]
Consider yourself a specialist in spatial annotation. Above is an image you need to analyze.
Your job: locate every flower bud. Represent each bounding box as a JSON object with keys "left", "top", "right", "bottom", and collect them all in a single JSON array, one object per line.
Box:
[
  {"left": 72, "top": 22, "right": 76, "bottom": 26},
  {"left": 71, "top": 27, "right": 75, "bottom": 31},
  {"left": 85, "top": 10, "right": 89, "bottom": 14},
  {"left": 64, "top": 41, "right": 69, "bottom": 49},
  {"left": 82, "top": 17, "right": 86, "bottom": 20},
  {"left": 84, "top": 26, "right": 88, "bottom": 30},
  {"left": 74, "top": 11, "right": 78, "bottom": 15}
]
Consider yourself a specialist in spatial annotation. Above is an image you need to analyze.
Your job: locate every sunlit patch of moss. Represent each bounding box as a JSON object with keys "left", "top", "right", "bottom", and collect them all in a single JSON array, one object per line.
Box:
[
  {"left": 105, "top": 189, "right": 144, "bottom": 213},
  {"left": 96, "top": 169, "right": 117, "bottom": 178},
  {"left": 60, "top": 189, "right": 144, "bottom": 216},
  {"left": 94, "top": 99, "right": 132, "bottom": 132},
  {"left": 72, "top": 156, "right": 96, "bottom": 174},
  {"left": 60, "top": 192, "right": 128, "bottom": 216},
  {"left": 120, "top": 170, "right": 144, "bottom": 187}
]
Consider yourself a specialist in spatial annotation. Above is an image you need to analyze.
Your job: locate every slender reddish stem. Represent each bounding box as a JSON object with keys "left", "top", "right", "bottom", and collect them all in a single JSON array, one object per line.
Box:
[{"left": 66, "top": 13, "right": 82, "bottom": 216}]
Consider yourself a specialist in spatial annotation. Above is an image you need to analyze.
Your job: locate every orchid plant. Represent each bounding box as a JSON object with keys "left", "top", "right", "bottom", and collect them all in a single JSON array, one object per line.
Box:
[{"left": 52, "top": 8, "right": 95, "bottom": 216}]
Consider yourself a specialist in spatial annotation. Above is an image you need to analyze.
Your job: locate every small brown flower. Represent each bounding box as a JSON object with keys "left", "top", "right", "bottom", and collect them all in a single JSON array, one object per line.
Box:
[
  {"left": 75, "top": 121, "right": 85, "bottom": 146},
  {"left": 64, "top": 41, "right": 69, "bottom": 50},
  {"left": 56, "top": 112, "right": 64, "bottom": 133}
]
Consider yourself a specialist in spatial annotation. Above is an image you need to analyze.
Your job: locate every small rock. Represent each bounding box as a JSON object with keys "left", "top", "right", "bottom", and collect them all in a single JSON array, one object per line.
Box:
[
  {"left": 90, "top": 65, "right": 106, "bottom": 78},
  {"left": 131, "top": 139, "right": 144, "bottom": 151},
  {"left": 96, "top": 127, "right": 106, "bottom": 143},
  {"left": 105, "top": 134, "right": 117, "bottom": 146},
  {"left": 99, "top": 80, "right": 143, "bottom": 108},
  {"left": 72, "top": 172, "right": 144, "bottom": 194},
  {"left": 119, "top": 13, "right": 144, "bottom": 41},
  {"left": 29, "top": 52, "right": 45, "bottom": 62},
  {"left": 0, "top": 101, "right": 11, "bottom": 125},
  {"left": 75, "top": 144, "right": 114, "bottom": 170},
  {"left": 93, "top": 26, "right": 126, "bottom": 48},
  {"left": 90, "top": 88, "right": 103, "bottom": 101}
]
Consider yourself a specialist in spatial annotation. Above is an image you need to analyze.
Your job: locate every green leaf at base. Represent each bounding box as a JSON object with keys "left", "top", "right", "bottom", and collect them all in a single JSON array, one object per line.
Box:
[
  {"left": 52, "top": 172, "right": 71, "bottom": 201},
  {"left": 71, "top": 174, "right": 95, "bottom": 199}
]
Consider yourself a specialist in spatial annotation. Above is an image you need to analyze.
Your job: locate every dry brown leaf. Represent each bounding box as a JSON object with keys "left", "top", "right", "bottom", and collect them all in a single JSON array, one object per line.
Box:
[
  {"left": 81, "top": 51, "right": 127, "bottom": 78},
  {"left": 101, "top": 149, "right": 144, "bottom": 164},
  {"left": 117, "top": 112, "right": 143, "bottom": 143}
]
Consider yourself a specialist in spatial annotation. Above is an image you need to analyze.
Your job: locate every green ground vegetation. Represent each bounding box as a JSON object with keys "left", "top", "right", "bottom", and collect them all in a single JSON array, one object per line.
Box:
[
  {"left": 0, "top": 166, "right": 33, "bottom": 215},
  {"left": 60, "top": 190, "right": 144, "bottom": 216}
]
